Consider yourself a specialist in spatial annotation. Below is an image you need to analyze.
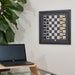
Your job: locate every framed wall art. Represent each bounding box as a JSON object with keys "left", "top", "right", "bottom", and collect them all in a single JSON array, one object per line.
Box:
[{"left": 39, "top": 10, "right": 71, "bottom": 44}]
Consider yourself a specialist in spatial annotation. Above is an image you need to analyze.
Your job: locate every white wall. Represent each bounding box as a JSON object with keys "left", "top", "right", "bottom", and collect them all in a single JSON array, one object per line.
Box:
[{"left": 14, "top": 0, "right": 75, "bottom": 75}]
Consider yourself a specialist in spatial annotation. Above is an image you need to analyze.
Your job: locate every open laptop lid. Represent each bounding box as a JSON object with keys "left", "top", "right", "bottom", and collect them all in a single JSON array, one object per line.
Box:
[{"left": 0, "top": 44, "right": 27, "bottom": 62}]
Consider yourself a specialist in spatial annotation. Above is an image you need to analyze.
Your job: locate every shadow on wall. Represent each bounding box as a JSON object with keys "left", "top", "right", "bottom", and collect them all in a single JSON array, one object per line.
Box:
[
  {"left": 35, "top": 55, "right": 57, "bottom": 75},
  {"left": 15, "top": 23, "right": 25, "bottom": 43},
  {"left": 14, "top": 0, "right": 35, "bottom": 43},
  {"left": 35, "top": 55, "right": 48, "bottom": 70}
]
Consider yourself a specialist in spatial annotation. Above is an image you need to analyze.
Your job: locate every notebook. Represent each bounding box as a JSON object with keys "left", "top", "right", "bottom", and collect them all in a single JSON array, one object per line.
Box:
[{"left": 0, "top": 44, "right": 34, "bottom": 66}]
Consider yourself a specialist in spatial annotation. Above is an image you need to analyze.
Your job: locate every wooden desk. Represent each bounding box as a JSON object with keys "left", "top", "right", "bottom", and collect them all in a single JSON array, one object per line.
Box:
[{"left": 0, "top": 64, "right": 41, "bottom": 75}]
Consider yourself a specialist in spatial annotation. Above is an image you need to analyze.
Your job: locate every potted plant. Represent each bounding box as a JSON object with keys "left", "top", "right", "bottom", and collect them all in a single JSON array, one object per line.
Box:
[{"left": 0, "top": 0, "right": 27, "bottom": 44}]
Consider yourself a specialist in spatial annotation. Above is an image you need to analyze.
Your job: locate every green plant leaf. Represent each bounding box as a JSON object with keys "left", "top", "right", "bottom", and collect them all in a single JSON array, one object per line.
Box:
[
  {"left": 5, "top": 27, "right": 15, "bottom": 42},
  {"left": 0, "top": 0, "right": 26, "bottom": 44},
  {"left": 3, "top": 8, "right": 19, "bottom": 29},
  {"left": 3, "top": 0, "right": 24, "bottom": 12},
  {"left": 0, "top": 16, "right": 9, "bottom": 32},
  {"left": 17, "top": 0, "right": 27, "bottom": 4},
  {"left": 9, "top": 2, "right": 24, "bottom": 12},
  {"left": 0, "top": 31, "right": 7, "bottom": 44}
]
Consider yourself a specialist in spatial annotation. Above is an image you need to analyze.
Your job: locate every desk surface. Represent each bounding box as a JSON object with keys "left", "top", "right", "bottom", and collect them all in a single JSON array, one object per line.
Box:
[
  {"left": 0, "top": 64, "right": 36, "bottom": 70},
  {"left": 0, "top": 64, "right": 41, "bottom": 75}
]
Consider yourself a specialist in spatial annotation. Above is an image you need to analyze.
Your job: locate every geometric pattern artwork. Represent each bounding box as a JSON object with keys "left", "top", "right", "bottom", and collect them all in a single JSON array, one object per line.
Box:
[{"left": 39, "top": 10, "right": 71, "bottom": 44}]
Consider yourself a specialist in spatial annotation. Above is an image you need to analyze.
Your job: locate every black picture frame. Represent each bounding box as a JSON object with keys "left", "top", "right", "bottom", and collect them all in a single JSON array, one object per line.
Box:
[{"left": 39, "top": 10, "right": 71, "bottom": 44}]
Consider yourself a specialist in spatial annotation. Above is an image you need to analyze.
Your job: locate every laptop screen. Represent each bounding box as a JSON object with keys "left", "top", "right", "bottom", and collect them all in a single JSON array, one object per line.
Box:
[{"left": 0, "top": 44, "right": 27, "bottom": 62}]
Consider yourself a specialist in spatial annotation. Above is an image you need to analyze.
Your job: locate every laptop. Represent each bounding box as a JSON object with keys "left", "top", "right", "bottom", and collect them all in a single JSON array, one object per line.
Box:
[{"left": 0, "top": 44, "right": 34, "bottom": 66}]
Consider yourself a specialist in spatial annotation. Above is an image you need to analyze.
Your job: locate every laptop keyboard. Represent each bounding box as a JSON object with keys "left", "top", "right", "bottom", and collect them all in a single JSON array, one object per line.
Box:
[{"left": 1, "top": 61, "right": 34, "bottom": 66}]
